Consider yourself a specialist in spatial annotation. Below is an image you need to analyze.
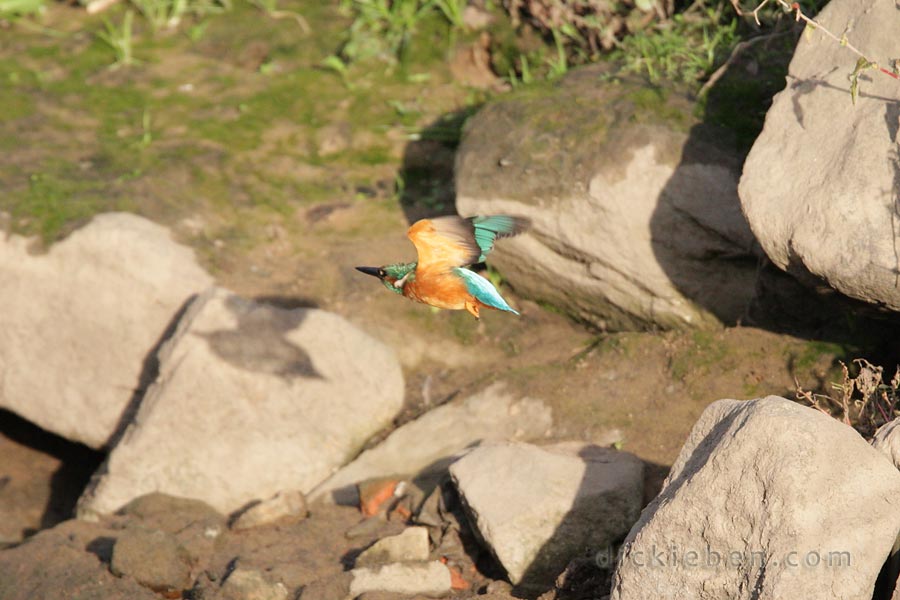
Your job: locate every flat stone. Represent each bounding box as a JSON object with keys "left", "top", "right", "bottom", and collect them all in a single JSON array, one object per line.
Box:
[
  {"left": 349, "top": 561, "right": 452, "bottom": 598},
  {"left": 110, "top": 527, "right": 193, "bottom": 593},
  {"left": 78, "top": 287, "right": 404, "bottom": 516},
  {"left": 356, "top": 527, "right": 431, "bottom": 567},
  {"left": 450, "top": 441, "right": 644, "bottom": 591},
  {"left": 231, "top": 490, "right": 308, "bottom": 530},
  {"left": 219, "top": 569, "right": 289, "bottom": 600},
  {"left": 310, "top": 382, "right": 552, "bottom": 505}
]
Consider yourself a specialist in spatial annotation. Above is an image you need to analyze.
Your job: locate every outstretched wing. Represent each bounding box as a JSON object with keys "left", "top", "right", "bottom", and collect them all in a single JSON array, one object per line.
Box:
[
  {"left": 407, "top": 215, "right": 530, "bottom": 270},
  {"left": 453, "top": 267, "right": 519, "bottom": 314}
]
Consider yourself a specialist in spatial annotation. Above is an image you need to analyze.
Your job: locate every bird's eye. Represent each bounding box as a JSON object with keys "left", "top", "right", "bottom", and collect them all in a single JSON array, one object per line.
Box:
[{"left": 378, "top": 269, "right": 386, "bottom": 277}]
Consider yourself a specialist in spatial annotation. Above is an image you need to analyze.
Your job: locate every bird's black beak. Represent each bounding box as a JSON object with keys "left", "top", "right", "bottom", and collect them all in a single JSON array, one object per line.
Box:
[{"left": 356, "top": 266, "right": 382, "bottom": 279}]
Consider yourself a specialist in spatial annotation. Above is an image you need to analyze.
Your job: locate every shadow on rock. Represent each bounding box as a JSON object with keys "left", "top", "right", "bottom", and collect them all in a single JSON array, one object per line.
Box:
[
  {"left": 650, "top": 33, "right": 900, "bottom": 357},
  {"left": 198, "top": 294, "right": 323, "bottom": 380}
]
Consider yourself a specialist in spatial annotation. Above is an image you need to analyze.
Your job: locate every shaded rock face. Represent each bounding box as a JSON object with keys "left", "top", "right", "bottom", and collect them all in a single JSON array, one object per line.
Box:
[
  {"left": 739, "top": 0, "right": 900, "bottom": 312},
  {"left": 450, "top": 441, "right": 644, "bottom": 594},
  {"left": 78, "top": 287, "right": 405, "bottom": 516},
  {"left": 456, "top": 66, "right": 759, "bottom": 331},
  {"left": 612, "top": 396, "right": 900, "bottom": 600},
  {"left": 0, "top": 213, "right": 212, "bottom": 449}
]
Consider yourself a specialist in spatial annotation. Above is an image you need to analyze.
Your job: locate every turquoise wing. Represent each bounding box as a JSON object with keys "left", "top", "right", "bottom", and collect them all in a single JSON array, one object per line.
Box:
[
  {"left": 470, "top": 215, "right": 530, "bottom": 262},
  {"left": 453, "top": 267, "right": 519, "bottom": 314}
]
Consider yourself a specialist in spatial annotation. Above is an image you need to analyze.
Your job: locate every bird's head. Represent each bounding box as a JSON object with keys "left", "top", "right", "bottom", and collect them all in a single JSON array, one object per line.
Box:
[{"left": 355, "top": 262, "right": 416, "bottom": 295}]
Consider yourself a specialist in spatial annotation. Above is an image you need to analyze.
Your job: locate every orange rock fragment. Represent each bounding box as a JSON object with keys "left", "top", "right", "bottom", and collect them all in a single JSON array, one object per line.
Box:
[
  {"left": 358, "top": 479, "right": 398, "bottom": 517},
  {"left": 440, "top": 557, "right": 470, "bottom": 590}
]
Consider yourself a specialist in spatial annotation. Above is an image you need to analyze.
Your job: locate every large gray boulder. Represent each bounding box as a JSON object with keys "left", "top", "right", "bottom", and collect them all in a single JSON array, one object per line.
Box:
[
  {"left": 612, "top": 396, "right": 900, "bottom": 600},
  {"left": 456, "top": 67, "right": 759, "bottom": 331},
  {"left": 78, "top": 287, "right": 405, "bottom": 516},
  {"left": 739, "top": 0, "right": 900, "bottom": 311},
  {"left": 0, "top": 213, "right": 212, "bottom": 448},
  {"left": 450, "top": 441, "right": 644, "bottom": 592}
]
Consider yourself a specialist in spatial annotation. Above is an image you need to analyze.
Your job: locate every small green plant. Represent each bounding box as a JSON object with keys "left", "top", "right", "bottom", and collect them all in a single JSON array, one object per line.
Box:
[
  {"left": 138, "top": 107, "right": 152, "bottom": 148},
  {"left": 338, "top": 0, "right": 436, "bottom": 64},
  {"left": 546, "top": 28, "right": 569, "bottom": 79},
  {"left": 432, "top": 0, "right": 466, "bottom": 51},
  {"left": 432, "top": 0, "right": 465, "bottom": 27},
  {"left": 186, "top": 18, "right": 209, "bottom": 40},
  {"left": 616, "top": 4, "right": 739, "bottom": 84},
  {"left": 97, "top": 10, "right": 139, "bottom": 68},
  {"left": 247, "top": 0, "right": 310, "bottom": 32},
  {"left": 506, "top": 53, "right": 534, "bottom": 87},
  {"left": 130, "top": 0, "right": 230, "bottom": 32},
  {"left": 320, "top": 55, "right": 355, "bottom": 89}
]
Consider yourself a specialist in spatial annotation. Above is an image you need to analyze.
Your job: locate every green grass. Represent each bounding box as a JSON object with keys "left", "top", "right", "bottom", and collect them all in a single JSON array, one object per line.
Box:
[
  {"left": 670, "top": 330, "right": 729, "bottom": 380},
  {"left": 0, "top": 0, "right": 44, "bottom": 18},
  {"left": 616, "top": 5, "right": 739, "bottom": 85},
  {"left": 8, "top": 163, "right": 134, "bottom": 243},
  {"left": 791, "top": 340, "right": 847, "bottom": 372}
]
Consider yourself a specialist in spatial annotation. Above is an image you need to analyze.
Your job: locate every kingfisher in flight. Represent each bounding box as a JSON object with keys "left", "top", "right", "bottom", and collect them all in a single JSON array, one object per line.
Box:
[{"left": 356, "top": 215, "right": 530, "bottom": 319}]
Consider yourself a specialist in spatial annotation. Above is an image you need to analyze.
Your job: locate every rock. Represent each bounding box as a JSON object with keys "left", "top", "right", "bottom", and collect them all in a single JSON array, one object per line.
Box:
[
  {"left": 0, "top": 520, "right": 159, "bottom": 600},
  {"left": 738, "top": 0, "right": 900, "bottom": 312},
  {"left": 357, "top": 478, "right": 403, "bottom": 518},
  {"left": 349, "top": 561, "right": 452, "bottom": 598},
  {"left": 873, "top": 419, "right": 900, "bottom": 600},
  {"left": 297, "top": 573, "right": 354, "bottom": 600},
  {"left": 231, "top": 490, "right": 308, "bottom": 530},
  {"left": 873, "top": 418, "right": 900, "bottom": 470},
  {"left": 300, "top": 562, "right": 452, "bottom": 600},
  {"left": 449, "top": 441, "right": 644, "bottom": 591},
  {"left": 310, "top": 382, "right": 552, "bottom": 504},
  {"left": 456, "top": 66, "right": 758, "bottom": 331},
  {"left": 117, "top": 493, "right": 226, "bottom": 568},
  {"left": 78, "top": 287, "right": 404, "bottom": 516},
  {"left": 611, "top": 396, "right": 900, "bottom": 600},
  {"left": 0, "top": 212, "right": 212, "bottom": 448},
  {"left": 110, "top": 527, "right": 193, "bottom": 593},
  {"left": 356, "top": 527, "right": 431, "bottom": 567},
  {"left": 219, "top": 569, "right": 289, "bottom": 600}
]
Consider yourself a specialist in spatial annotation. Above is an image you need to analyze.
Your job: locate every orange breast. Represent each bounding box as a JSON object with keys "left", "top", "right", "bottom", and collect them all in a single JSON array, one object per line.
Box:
[{"left": 404, "top": 267, "right": 472, "bottom": 310}]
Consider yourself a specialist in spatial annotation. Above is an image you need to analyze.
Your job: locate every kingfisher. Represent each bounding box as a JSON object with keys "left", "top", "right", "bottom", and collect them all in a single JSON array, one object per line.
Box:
[{"left": 356, "top": 215, "right": 530, "bottom": 319}]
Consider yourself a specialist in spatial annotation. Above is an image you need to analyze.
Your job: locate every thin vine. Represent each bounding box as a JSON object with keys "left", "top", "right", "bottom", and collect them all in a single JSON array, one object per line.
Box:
[{"left": 731, "top": 0, "right": 899, "bottom": 103}]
